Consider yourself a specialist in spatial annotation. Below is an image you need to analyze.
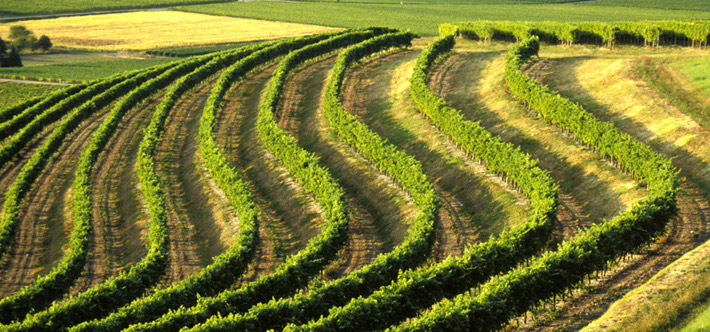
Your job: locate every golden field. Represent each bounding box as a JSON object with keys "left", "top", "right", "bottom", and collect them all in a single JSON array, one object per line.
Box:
[{"left": 0, "top": 11, "right": 340, "bottom": 51}]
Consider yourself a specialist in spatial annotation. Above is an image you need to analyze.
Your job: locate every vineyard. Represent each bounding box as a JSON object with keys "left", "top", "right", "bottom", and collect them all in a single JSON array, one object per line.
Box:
[{"left": 0, "top": 18, "right": 709, "bottom": 332}]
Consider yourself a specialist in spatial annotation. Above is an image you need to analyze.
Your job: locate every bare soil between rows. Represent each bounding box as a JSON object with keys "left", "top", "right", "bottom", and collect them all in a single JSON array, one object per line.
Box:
[
  {"left": 277, "top": 56, "right": 391, "bottom": 279},
  {"left": 70, "top": 93, "right": 165, "bottom": 295},
  {"left": 0, "top": 106, "right": 109, "bottom": 298},
  {"left": 216, "top": 62, "right": 323, "bottom": 282}
]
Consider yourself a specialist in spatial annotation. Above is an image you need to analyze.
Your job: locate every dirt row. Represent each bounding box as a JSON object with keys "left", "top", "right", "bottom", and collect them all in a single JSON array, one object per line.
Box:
[
  {"left": 343, "top": 48, "right": 533, "bottom": 262},
  {"left": 215, "top": 63, "right": 324, "bottom": 282},
  {"left": 277, "top": 56, "right": 406, "bottom": 278},
  {"left": 70, "top": 93, "right": 165, "bottom": 295},
  {"left": 0, "top": 106, "right": 110, "bottom": 298},
  {"left": 154, "top": 75, "right": 237, "bottom": 284}
]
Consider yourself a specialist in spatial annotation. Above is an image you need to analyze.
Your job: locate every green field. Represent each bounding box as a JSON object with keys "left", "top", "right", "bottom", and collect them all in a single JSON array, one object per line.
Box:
[
  {"left": 178, "top": 2, "right": 710, "bottom": 36},
  {"left": 0, "top": 56, "right": 176, "bottom": 81},
  {"left": 2, "top": 0, "right": 709, "bottom": 17},
  {"left": 0, "top": 82, "right": 60, "bottom": 108},
  {"left": 0, "top": 0, "right": 236, "bottom": 17}
]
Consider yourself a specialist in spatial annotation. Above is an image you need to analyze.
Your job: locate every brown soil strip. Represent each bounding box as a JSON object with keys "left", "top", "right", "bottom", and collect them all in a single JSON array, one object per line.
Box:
[
  {"left": 215, "top": 63, "right": 321, "bottom": 282},
  {"left": 0, "top": 107, "right": 109, "bottom": 298},
  {"left": 278, "top": 56, "right": 408, "bottom": 280},
  {"left": 343, "top": 48, "right": 529, "bottom": 261},
  {"left": 154, "top": 75, "right": 232, "bottom": 284},
  {"left": 0, "top": 127, "right": 54, "bottom": 212},
  {"left": 69, "top": 94, "right": 164, "bottom": 295}
]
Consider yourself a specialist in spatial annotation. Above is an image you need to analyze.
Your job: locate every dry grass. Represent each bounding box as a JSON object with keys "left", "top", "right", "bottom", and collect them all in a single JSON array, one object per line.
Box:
[{"left": 0, "top": 11, "right": 340, "bottom": 51}]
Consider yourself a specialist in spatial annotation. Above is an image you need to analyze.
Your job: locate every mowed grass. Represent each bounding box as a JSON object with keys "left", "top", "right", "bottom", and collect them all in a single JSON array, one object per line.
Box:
[
  {"left": 681, "top": 301, "right": 710, "bottom": 332},
  {"left": 178, "top": 1, "right": 710, "bottom": 36},
  {"left": 0, "top": 56, "right": 177, "bottom": 81},
  {"left": 0, "top": 11, "right": 339, "bottom": 51},
  {"left": 0, "top": 82, "right": 61, "bottom": 108},
  {"left": 674, "top": 58, "right": 710, "bottom": 97}
]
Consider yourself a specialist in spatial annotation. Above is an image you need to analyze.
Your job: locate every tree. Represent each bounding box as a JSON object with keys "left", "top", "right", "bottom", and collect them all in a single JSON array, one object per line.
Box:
[
  {"left": 8, "top": 25, "right": 37, "bottom": 50},
  {"left": 37, "top": 35, "right": 52, "bottom": 51},
  {"left": 0, "top": 36, "right": 6, "bottom": 55},
  {"left": 4, "top": 47, "right": 23, "bottom": 67}
]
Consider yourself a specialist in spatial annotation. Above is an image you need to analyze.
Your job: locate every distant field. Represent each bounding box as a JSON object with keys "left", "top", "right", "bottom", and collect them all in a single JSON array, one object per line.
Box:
[
  {"left": 0, "top": 11, "right": 339, "bottom": 50},
  {"left": 0, "top": 0, "right": 237, "bottom": 17},
  {"left": 580, "top": 0, "right": 710, "bottom": 12},
  {"left": 302, "top": 0, "right": 710, "bottom": 12},
  {"left": 178, "top": 2, "right": 710, "bottom": 36},
  {"left": 0, "top": 56, "right": 176, "bottom": 81},
  {"left": 1, "top": 0, "right": 708, "bottom": 16},
  {"left": 0, "top": 82, "right": 60, "bottom": 107}
]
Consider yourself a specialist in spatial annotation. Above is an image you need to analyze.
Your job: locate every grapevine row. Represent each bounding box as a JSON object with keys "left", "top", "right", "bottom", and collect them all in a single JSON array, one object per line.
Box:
[
  {"left": 69, "top": 32, "right": 349, "bottom": 332},
  {"left": 0, "top": 55, "right": 211, "bottom": 324},
  {"left": 391, "top": 36, "right": 678, "bottom": 332},
  {"left": 280, "top": 33, "right": 560, "bottom": 332},
  {"left": 1, "top": 52, "right": 229, "bottom": 331},
  {"left": 0, "top": 62, "right": 179, "bottom": 275},
  {"left": 185, "top": 31, "right": 441, "bottom": 332},
  {"left": 441, "top": 20, "right": 710, "bottom": 48},
  {"left": 0, "top": 84, "right": 84, "bottom": 138},
  {"left": 66, "top": 42, "right": 269, "bottom": 332},
  {"left": 120, "top": 29, "right": 383, "bottom": 332},
  {"left": 0, "top": 95, "right": 45, "bottom": 124}
]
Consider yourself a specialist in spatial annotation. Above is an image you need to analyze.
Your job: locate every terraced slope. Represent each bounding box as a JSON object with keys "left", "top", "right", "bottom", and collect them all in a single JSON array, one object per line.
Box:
[{"left": 0, "top": 23, "right": 708, "bottom": 332}]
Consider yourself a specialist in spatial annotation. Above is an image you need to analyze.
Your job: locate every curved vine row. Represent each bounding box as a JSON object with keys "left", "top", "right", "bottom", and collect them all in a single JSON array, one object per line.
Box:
[
  {"left": 390, "top": 36, "right": 678, "bottom": 332},
  {"left": 184, "top": 31, "right": 442, "bottom": 332},
  {"left": 279, "top": 33, "right": 560, "bottom": 332},
  {"left": 120, "top": 29, "right": 386, "bottom": 332},
  {"left": 0, "top": 84, "right": 86, "bottom": 140},
  {"left": 69, "top": 32, "right": 357, "bottom": 332},
  {"left": 0, "top": 63, "right": 178, "bottom": 272},
  {"left": 2, "top": 51, "right": 246, "bottom": 331}
]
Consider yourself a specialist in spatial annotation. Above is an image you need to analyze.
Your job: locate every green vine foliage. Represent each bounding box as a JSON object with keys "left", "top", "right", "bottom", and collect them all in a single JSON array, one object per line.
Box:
[
  {"left": 391, "top": 36, "right": 678, "bottom": 332},
  {"left": 1, "top": 54, "right": 222, "bottom": 332},
  {"left": 0, "top": 84, "right": 85, "bottom": 140},
  {"left": 0, "top": 62, "right": 178, "bottom": 272},
  {"left": 446, "top": 20, "right": 710, "bottom": 48},
  {"left": 183, "top": 31, "right": 442, "bottom": 332},
  {"left": 0, "top": 95, "right": 45, "bottom": 123},
  {"left": 65, "top": 43, "right": 273, "bottom": 332},
  {"left": 2, "top": 43, "right": 297, "bottom": 332},
  {"left": 280, "top": 33, "right": 559, "bottom": 332},
  {"left": 118, "top": 29, "right": 390, "bottom": 332}
]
